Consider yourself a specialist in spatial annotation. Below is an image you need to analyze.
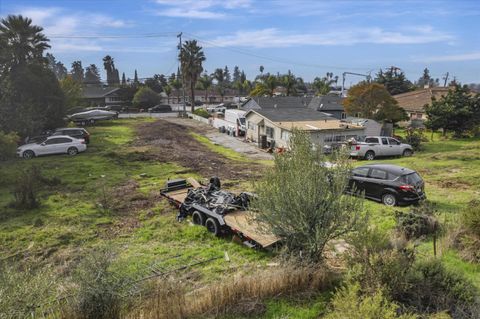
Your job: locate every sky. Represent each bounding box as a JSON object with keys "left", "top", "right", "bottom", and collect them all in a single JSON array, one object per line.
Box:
[{"left": 1, "top": 0, "right": 480, "bottom": 86}]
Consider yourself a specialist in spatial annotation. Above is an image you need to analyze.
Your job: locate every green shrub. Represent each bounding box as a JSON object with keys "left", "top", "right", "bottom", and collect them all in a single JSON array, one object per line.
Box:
[
  {"left": 460, "top": 200, "right": 480, "bottom": 237},
  {"left": 395, "top": 202, "right": 440, "bottom": 240},
  {"left": 193, "top": 108, "right": 210, "bottom": 119},
  {"left": 11, "top": 165, "right": 44, "bottom": 209},
  {"left": 0, "top": 131, "right": 19, "bottom": 161},
  {"left": 403, "top": 127, "right": 427, "bottom": 151},
  {"left": 132, "top": 87, "right": 160, "bottom": 109},
  {"left": 453, "top": 200, "right": 480, "bottom": 263}
]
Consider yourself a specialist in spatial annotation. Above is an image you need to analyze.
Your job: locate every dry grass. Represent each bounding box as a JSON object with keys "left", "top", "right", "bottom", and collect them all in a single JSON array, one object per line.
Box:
[{"left": 128, "top": 265, "right": 337, "bottom": 319}]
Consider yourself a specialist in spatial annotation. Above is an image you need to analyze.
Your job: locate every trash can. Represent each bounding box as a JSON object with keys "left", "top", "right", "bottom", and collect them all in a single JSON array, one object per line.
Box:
[{"left": 260, "top": 134, "right": 268, "bottom": 149}]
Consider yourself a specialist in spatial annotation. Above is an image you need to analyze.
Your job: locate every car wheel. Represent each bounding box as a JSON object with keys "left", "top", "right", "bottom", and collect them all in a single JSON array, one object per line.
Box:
[
  {"left": 23, "top": 150, "right": 34, "bottom": 159},
  {"left": 205, "top": 217, "right": 221, "bottom": 236},
  {"left": 80, "top": 120, "right": 86, "bottom": 126},
  {"left": 67, "top": 147, "right": 78, "bottom": 156},
  {"left": 365, "top": 151, "right": 375, "bottom": 161},
  {"left": 403, "top": 149, "right": 413, "bottom": 157},
  {"left": 89, "top": 119, "right": 95, "bottom": 124},
  {"left": 382, "top": 193, "right": 397, "bottom": 206},
  {"left": 192, "top": 211, "right": 206, "bottom": 226}
]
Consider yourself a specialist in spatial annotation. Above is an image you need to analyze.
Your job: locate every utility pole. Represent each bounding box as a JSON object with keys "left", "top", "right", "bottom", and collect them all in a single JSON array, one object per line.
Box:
[
  {"left": 177, "top": 32, "right": 186, "bottom": 115},
  {"left": 341, "top": 72, "right": 372, "bottom": 96},
  {"left": 442, "top": 72, "right": 449, "bottom": 87}
]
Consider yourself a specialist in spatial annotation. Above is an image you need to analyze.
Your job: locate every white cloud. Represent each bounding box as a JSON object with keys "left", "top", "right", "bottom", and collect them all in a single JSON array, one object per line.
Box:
[
  {"left": 205, "top": 27, "right": 453, "bottom": 48},
  {"left": 414, "top": 52, "right": 480, "bottom": 63},
  {"left": 153, "top": 0, "right": 252, "bottom": 19}
]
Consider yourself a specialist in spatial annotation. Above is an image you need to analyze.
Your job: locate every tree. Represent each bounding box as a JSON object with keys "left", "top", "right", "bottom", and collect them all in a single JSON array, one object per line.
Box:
[
  {"left": 259, "top": 65, "right": 264, "bottom": 75},
  {"left": 103, "top": 55, "right": 119, "bottom": 86},
  {"left": 252, "top": 130, "right": 363, "bottom": 262},
  {"left": 133, "top": 69, "right": 139, "bottom": 85},
  {"left": 46, "top": 53, "right": 67, "bottom": 80},
  {"left": 132, "top": 87, "right": 160, "bottom": 109},
  {"left": 84, "top": 64, "right": 101, "bottom": 85},
  {"left": 250, "top": 75, "right": 277, "bottom": 97},
  {"left": 313, "top": 73, "right": 336, "bottom": 95},
  {"left": 197, "top": 72, "right": 212, "bottom": 103},
  {"left": 223, "top": 65, "right": 231, "bottom": 84},
  {"left": 60, "top": 75, "right": 82, "bottom": 110},
  {"left": 375, "top": 68, "right": 414, "bottom": 95},
  {"left": 179, "top": 40, "right": 205, "bottom": 112},
  {"left": 344, "top": 82, "right": 398, "bottom": 119},
  {"left": 121, "top": 72, "right": 126, "bottom": 86},
  {"left": 213, "top": 68, "right": 226, "bottom": 102},
  {"left": 144, "top": 74, "right": 164, "bottom": 93},
  {"left": 374, "top": 100, "right": 408, "bottom": 127},
  {"left": 416, "top": 68, "right": 437, "bottom": 88},
  {"left": 232, "top": 66, "right": 240, "bottom": 83},
  {"left": 282, "top": 70, "right": 297, "bottom": 96},
  {"left": 0, "top": 15, "right": 50, "bottom": 72},
  {"left": 71, "top": 61, "right": 84, "bottom": 83},
  {"left": 164, "top": 85, "right": 172, "bottom": 104},
  {"left": 425, "top": 85, "right": 480, "bottom": 137},
  {"left": 169, "top": 74, "right": 182, "bottom": 103}
]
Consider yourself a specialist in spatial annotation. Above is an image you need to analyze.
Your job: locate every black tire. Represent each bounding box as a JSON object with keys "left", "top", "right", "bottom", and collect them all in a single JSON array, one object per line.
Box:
[
  {"left": 23, "top": 150, "right": 34, "bottom": 159},
  {"left": 403, "top": 149, "right": 413, "bottom": 157},
  {"left": 80, "top": 120, "right": 87, "bottom": 126},
  {"left": 205, "top": 217, "right": 221, "bottom": 236},
  {"left": 192, "top": 211, "right": 206, "bottom": 226},
  {"left": 365, "top": 151, "right": 375, "bottom": 161},
  {"left": 67, "top": 147, "right": 78, "bottom": 156},
  {"left": 382, "top": 193, "right": 397, "bottom": 206},
  {"left": 89, "top": 119, "right": 95, "bottom": 124}
]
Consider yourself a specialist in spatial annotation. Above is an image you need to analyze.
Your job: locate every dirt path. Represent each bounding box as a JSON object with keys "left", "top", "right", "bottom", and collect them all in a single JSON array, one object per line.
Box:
[{"left": 134, "top": 119, "right": 265, "bottom": 180}]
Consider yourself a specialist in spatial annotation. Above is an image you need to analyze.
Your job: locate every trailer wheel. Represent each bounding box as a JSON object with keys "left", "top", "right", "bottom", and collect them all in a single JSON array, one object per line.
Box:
[
  {"left": 192, "top": 211, "right": 206, "bottom": 226},
  {"left": 205, "top": 217, "right": 221, "bottom": 236}
]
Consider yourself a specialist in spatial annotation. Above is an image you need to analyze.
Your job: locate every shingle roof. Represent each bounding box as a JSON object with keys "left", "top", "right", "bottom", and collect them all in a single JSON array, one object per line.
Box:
[
  {"left": 308, "top": 95, "right": 344, "bottom": 111},
  {"left": 247, "top": 108, "right": 332, "bottom": 122},
  {"left": 242, "top": 96, "right": 312, "bottom": 110},
  {"left": 82, "top": 86, "right": 120, "bottom": 99},
  {"left": 393, "top": 87, "right": 452, "bottom": 113}
]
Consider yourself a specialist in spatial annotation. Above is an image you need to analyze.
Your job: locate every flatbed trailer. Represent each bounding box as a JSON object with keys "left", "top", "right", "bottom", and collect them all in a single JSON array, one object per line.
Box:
[{"left": 160, "top": 178, "right": 280, "bottom": 248}]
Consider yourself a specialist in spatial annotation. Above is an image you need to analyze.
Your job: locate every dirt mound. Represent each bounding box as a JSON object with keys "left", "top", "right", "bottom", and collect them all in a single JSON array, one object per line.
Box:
[{"left": 134, "top": 119, "right": 263, "bottom": 180}]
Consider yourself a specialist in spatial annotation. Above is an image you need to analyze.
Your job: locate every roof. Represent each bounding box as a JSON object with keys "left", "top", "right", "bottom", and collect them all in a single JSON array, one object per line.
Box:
[
  {"left": 242, "top": 96, "right": 312, "bottom": 110},
  {"left": 360, "top": 164, "right": 416, "bottom": 176},
  {"left": 308, "top": 94, "right": 345, "bottom": 112},
  {"left": 246, "top": 107, "right": 331, "bottom": 122},
  {"left": 275, "top": 120, "right": 363, "bottom": 132},
  {"left": 82, "top": 86, "right": 120, "bottom": 99},
  {"left": 393, "top": 87, "right": 452, "bottom": 113}
]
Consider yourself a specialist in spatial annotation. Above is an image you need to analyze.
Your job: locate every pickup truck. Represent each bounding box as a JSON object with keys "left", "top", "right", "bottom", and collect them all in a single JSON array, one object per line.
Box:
[{"left": 350, "top": 136, "right": 413, "bottom": 160}]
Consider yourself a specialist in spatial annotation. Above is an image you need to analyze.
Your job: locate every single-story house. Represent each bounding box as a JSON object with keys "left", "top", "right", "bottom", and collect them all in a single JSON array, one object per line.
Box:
[
  {"left": 241, "top": 96, "right": 313, "bottom": 111},
  {"left": 393, "top": 87, "right": 452, "bottom": 120},
  {"left": 308, "top": 94, "right": 346, "bottom": 120},
  {"left": 342, "top": 117, "right": 383, "bottom": 136},
  {"left": 81, "top": 86, "right": 126, "bottom": 107},
  {"left": 165, "top": 88, "right": 241, "bottom": 104},
  {"left": 245, "top": 108, "right": 364, "bottom": 149}
]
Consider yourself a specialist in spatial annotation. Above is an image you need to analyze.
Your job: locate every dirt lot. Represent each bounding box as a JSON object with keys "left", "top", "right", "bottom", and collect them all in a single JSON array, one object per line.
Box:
[{"left": 134, "top": 119, "right": 265, "bottom": 180}]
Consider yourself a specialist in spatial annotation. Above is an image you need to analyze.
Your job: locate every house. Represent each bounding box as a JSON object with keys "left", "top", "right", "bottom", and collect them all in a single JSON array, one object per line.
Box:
[
  {"left": 393, "top": 87, "right": 452, "bottom": 120},
  {"left": 245, "top": 107, "right": 364, "bottom": 149},
  {"left": 308, "top": 94, "right": 346, "bottom": 119},
  {"left": 81, "top": 86, "right": 126, "bottom": 107},
  {"left": 241, "top": 96, "right": 313, "bottom": 111},
  {"left": 343, "top": 117, "right": 383, "bottom": 136},
  {"left": 165, "top": 88, "right": 241, "bottom": 104}
]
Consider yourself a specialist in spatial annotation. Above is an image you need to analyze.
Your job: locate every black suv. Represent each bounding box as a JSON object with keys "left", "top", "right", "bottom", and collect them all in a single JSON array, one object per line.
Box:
[
  {"left": 53, "top": 128, "right": 90, "bottom": 144},
  {"left": 347, "top": 164, "right": 426, "bottom": 206}
]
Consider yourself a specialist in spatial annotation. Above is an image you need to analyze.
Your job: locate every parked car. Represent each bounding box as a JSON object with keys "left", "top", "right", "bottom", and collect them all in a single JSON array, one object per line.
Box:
[
  {"left": 105, "top": 104, "right": 125, "bottom": 112},
  {"left": 347, "top": 164, "right": 426, "bottom": 206},
  {"left": 68, "top": 109, "right": 118, "bottom": 125},
  {"left": 206, "top": 104, "right": 226, "bottom": 113},
  {"left": 17, "top": 135, "right": 87, "bottom": 159},
  {"left": 350, "top": 136, "right": 413, "bottom": 160},
  {"left": 52, "top": 128, "right": 90, "bottom": 144},
  {"left": 148, "top": 104, "right": 172, "bottom": 113}
]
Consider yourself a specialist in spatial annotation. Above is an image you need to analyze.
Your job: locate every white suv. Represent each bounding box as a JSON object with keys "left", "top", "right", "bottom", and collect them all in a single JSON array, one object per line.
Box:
[{"left": 17, "top": 135, "right": 87, "bottom": 159}]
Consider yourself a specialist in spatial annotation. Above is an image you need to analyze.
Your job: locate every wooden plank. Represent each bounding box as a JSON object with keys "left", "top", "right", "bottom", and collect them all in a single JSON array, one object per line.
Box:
[
  {"left": 186, "top": 177, "right": 202, "bottom": 188},
  {"left": 163, "top": 188, "right": 190, "bottom": 203},
  {"left": 224, "top": 211, "right": 280, "bottom": 248}
]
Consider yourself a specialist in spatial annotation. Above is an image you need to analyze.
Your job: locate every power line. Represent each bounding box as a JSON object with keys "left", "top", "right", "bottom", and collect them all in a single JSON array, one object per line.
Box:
[{"left": 48, "top": 32, "right": 178, "bottom": 39}]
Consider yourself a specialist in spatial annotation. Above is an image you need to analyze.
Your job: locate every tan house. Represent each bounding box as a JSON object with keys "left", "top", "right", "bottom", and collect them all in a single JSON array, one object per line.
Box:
[
  {"left": 393, "top": 87, "right": 452, "bottom": 120},
  {"left": 245, "top": 108, "right": 364, "bottom": 149}
]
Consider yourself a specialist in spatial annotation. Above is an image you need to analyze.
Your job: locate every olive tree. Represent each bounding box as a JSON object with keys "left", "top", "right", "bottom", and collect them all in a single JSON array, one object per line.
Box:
[{"left": 252, "top": 130, "right": 363, "bottom": 262}]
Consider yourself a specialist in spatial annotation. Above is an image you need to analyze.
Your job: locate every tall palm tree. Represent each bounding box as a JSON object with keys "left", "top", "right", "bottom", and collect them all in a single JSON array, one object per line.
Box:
[
  {"left": 313, "top": 75, "right": 335, "bottom": 96},
  {"left": 283, "top": 70, "right": 297, "bottom": 96},
  {"left": 103, "top": 55, "right": 115, "bottom": 85},
  {"left": 179, "top": 40, "right": 205, "bottom": 112},
  {"left": 250, "top": 75, "right": 278, "bottom": 97},
  {"left": 0, "top": 15, "right": 50, "bottom": 70},
  {"left": 164, "top": 85, "right": 172, "bottom": 104},
  {"left": 198, "top": 72, "right": 212, "bottom": 104}
]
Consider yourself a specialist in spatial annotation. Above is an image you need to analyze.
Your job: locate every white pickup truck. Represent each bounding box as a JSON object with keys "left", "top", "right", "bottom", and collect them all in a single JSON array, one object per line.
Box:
[{"left": 350, "top": 136, "right": 413, "bottom": 160}]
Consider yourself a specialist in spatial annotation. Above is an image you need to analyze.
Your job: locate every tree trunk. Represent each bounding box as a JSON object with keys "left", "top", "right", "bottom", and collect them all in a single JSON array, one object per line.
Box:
[
  {"left": 191, "top": 83, "right": 195, "bottom": 113},
  {"left": 205, "top": 90, "right": 208, "bottom": 104}
]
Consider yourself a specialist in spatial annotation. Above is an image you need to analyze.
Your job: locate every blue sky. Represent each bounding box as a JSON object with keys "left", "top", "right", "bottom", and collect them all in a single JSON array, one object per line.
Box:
[{"left": 1, "top": 0, "right": 479, "bottom": 85}]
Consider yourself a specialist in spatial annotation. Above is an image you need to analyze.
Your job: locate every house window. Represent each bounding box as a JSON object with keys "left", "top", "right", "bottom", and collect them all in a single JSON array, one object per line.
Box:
[
  {"left": 341, "top": 112, "right": 347, "bottom": 119},
  {"left": 281, "top": 129, "right": 291, "bottom": 141},
  {"left": 247, "top": 121, "right": 257, "bottom": 131},
  {"left": 324, "top": 136, "right": 333, "bottom": 143},
  {"left": 265, "top": 126, "right": 274, "bottom": 138}
]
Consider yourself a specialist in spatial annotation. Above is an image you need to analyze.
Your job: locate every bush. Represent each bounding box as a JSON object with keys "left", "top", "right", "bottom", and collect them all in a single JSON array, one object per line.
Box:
[
  {"left": 193, "top": 108, "right": 210, "bottom": 119},
  {"left": 132, "top": 87, "right": 160, "bottom": 109},
  {"left": 395, "top": 202, "right": 440, "bottom": 240},
  {"left": 0, "top": 131, "right": 19, "bottom": 161},
  {"left": 404, "top": 127, "right": 426, "bottom": 151},
  {"left": 452, "top": 200, "right": 480, "bottom": 263},
  {"left": 11, "top": 165, "right": 44, "bottom": 209},
  {"left": 460, "top": 200, "right": 480, "bottom": 237}
]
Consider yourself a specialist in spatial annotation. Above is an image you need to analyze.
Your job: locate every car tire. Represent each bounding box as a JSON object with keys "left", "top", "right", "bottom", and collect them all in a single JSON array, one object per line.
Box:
[
  {"left": 403, "top": 149, "right": 413, "bottom": 157},
  {"left": 382, "top": 193, "right": 397, "bottom": 206},
  {"left": 365, "top": 151, "right": 375, "bottom": 161},
  {"left": 192, "top": 211, "right": 206, "bottom": 226},
  {"left": 205, "top": 217, "right": 221, "bottom": 236},
  {"left": 23, "top": 150, "right": 34, "bottom": 159},
  {"left": 89, "top": 119, "right": 95, "bottom": 125},
  {"left": 67, "top": 147, "right": 78, "bottom": 156},
  {"left": 80, "top": 120, "right": 87, "bottom": 126}
]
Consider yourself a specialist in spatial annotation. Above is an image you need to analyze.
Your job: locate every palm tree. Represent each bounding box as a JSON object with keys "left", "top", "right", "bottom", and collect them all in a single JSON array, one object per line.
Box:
[
  {"left": 250, "top": 75, "right": 278, "bottom": 97},
  {"left": 212, "top": 68, "right": 226, "bottom": 102},
  {"left": 103, "top": 55, "right": 115, "bottom": 85},
  {"left": 179, "top": 40, "right": 206, "bottom": 112},
  {"left": 313, "top": 75, "right": 336, "bottom": 95},
  {"left": 164, "top": 85, "right": 172, "bottom": 104},
  {"left": 170, "top": 78, "right": 182, "bottom": 103},
  {"left": 283, "top": 70, "right": 297, "bottom": 96},
  {"left": 0, "top": 15, "right": 50, "bottom": 70},
  {"left": 198, "top": 72, "right": 212, "bottom": 104}
]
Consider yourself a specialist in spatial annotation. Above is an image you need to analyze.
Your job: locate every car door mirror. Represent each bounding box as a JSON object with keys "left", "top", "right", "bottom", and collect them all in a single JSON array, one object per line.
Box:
[{"left": 41, "top": 142, "right": 46, "bottom": 146}]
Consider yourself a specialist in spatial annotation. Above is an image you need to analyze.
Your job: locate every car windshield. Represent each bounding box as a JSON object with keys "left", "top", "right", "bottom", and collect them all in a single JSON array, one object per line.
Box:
[
  {"left": 402, "top": 172, "right": 422, "bottom": 184},
  {"left": 239, "top": 118, "right": 246, "bottom": 125},
  {"left": 36, "top": 138, "right": 47, "bottom": 144}
]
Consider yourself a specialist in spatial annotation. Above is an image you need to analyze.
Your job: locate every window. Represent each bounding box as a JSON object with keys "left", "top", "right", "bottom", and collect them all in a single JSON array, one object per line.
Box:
[
  {"left": 265, "top": 126, "right": 274, "bottom": 138},
  {"left": 369, "top": 169, "right": 387, "bottom": 180},
  {"left": 352, "top": 167, "right": 369, "bottom": 177},
  {"left": 341, "top": 112, "right": 347, "bottom": 119},
  {"left": 388, "top": 138, "right": 400, "bottom": 145},
  {"left": 365, "top": 137, "right": 379, "bottom": 144},
  {"left": 381, "top": 138, "right": 388, "bottom": 145},
  {"left": 324, "top": 136, "right": 333, "bottom": 143},
  {"left": 281, "top": 129, "right": 291, "bottom": 141},
  {"left": 247, "top": 121, "right": 256, "bottom": 130},
  {"left": 45, "top": 138, "right": 71, "bottom": 145},
  {"left": 334, "top": 135, "right": 345, "bottom": 142}
]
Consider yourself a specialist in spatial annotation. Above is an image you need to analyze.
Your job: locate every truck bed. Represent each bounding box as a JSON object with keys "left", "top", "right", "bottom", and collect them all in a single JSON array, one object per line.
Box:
[{"left": 223, "top": 211, "right": 279, "bottom": 248}]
